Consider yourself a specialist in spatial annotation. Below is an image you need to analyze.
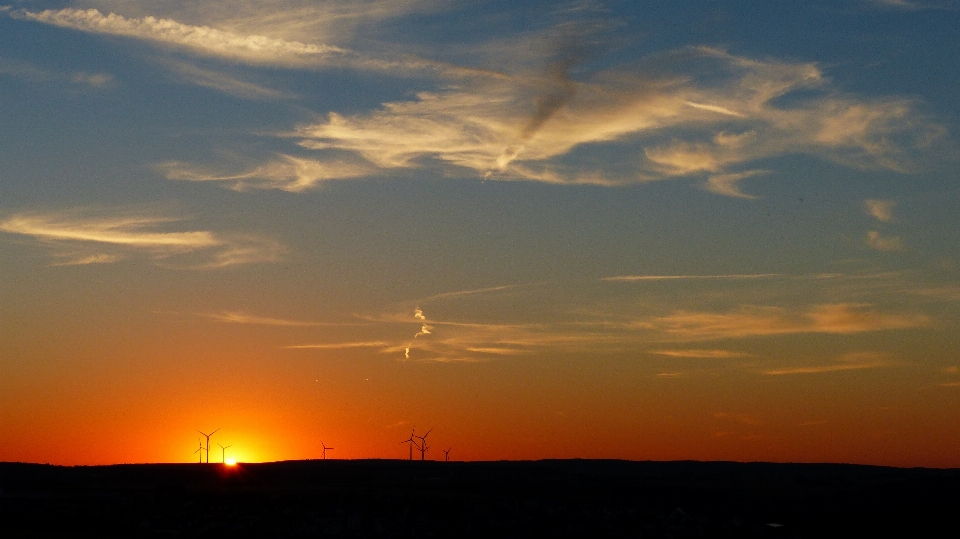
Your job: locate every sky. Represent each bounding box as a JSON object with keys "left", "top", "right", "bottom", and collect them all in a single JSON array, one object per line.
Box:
[{"left": 1, "top": 0, "right": 959, "bottom": 467}]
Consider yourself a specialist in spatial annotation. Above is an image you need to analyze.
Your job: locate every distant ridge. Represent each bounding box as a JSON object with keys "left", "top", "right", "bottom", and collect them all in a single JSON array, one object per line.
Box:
[{"left": 2, "top": 460, "right": 958, "bottom": 537}]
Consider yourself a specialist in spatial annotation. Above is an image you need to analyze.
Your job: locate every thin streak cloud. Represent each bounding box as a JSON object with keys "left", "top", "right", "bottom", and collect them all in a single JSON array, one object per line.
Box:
[
  {"left": 644, "top": 304, "right": 929, "bottom": 340},
  {"left": 8, "top": 7, "right": 346, "bottom": 67},
  {"left": 203, "top": 311, "right": 355, "bottom": 327},
  {"left": 5, "top": 5, "right": 499, "bottom": 79},
  {"left": 650, "top": 349, "right": 750, "bottom": 359},
  {"left": 286, "top": 341, "right": 389, "bottom": 350},
  {"left": 420, "top": 282, "right": 546, "bottom": 302},
  {"left": 163, "top": 154, "right": 372, "bottom": 191},
  {"left": 0, "top": 210, "right": 283, "bottom": 268},
  {"left": 603, "top": 273, "right": 782, "bottom": 282},
  {"left": 764, "top": 353, "right": 892, "bottom": 375},
  {"left": 159, "top": 59, "right": 294, "bottom": 100}
]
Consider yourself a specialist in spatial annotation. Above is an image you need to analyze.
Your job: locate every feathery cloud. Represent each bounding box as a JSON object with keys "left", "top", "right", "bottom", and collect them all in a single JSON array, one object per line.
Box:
[
  {"left": 643, "top": 303, "right": 928, "bottom": 340},
  {"left": 764, "top": 352, "right": 892, "bottom": 375},
  {"left": 864, "top": 0, "right": 959, "bottom": 10},
  {"left": 163, "top": 154, "right": 372, "bottom": 191},
  {"left": 283, "top": 46, "right": 941, "bottom": 194},
  {"left": 203, "top": 311, "right": 351, "bottom": 326},
  {"left": 602, "top": 273, "right": 781, "bottom": 282},
  {"left": 78, "top": 0, "right": 442, "bottom": 44},
  {"left": 286, "top": 341, "right": 388, "bottom": 349},
  {"left": 0, "top": 209, "right": 283, "bottom": 268},
  {"left": 650, "top": 349, "right": 750, "bottom": 359},
  {"left": 6, "top": 4, "right": 492, "bottom": 79},
  {"left": 8, "top": 7, "right": 346, "bottom": 67},
  {"left": 159, "top": 59, "right": 293, "bottom": 99}
]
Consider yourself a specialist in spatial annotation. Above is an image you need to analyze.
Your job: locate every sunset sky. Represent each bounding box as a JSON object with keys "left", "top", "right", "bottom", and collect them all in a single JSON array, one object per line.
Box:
[{"left": 2, "top": 0, "right": 959, "bottom": 467}]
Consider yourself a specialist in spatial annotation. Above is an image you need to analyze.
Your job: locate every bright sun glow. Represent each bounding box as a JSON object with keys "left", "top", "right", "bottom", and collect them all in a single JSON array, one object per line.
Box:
[{"left": 225, "top": 458, "right": 237, "bottom": 466}]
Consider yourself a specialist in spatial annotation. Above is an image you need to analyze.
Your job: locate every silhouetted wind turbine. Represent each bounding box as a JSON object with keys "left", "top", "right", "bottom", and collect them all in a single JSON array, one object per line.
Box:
[
  {"left": 414, "top": 428, "right": 432, "bottom": 461},
  {"left": 321, "top": 441, "right": 334, "bottom": 460},
  {"left": 401, "top": 429, "right": 420, "bottom": 461},
  {"left": 194, "top": 439, "right": 203, "bottom": 464},
  {"left": 217, "top": 443, "right": 232, "bottom": 464},
  {"left": 442, "top": 447, "right": 452, "bottom": 462},
  {"left": 197, "top": 428, "right": 220, "bottom": 464}
]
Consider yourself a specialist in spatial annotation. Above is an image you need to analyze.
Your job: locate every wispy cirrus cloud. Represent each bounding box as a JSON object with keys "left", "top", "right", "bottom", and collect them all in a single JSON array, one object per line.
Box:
[
  {"left": 78, "top": 0, "right": 443, "bottom": 44},
  {"left": 4, "top": 3, "right": 489, "bottom": 78},
  {"left": 763, "top": 352, "right": 892, "bottom": 375},
  {"left": 603, "top": 273, "right": 782, "bottom": 282},
  {"left": 162, "top": 154, "right": 373, "bottom": 191},
  {"left": 650, "top": 349, "right": 750, "bottom": 359},
  {"left": 159, "top": 59, "right": 294, "bottom": 100},
  {"left": 286, "top": 341, "right": 388, "bottom": 350},
  {"left": 0, "top": 209, "right": 283, "bottom": 268},
  {"left": 863, "top": 0, "right": 959, "bottom": 10},
  {"left": 639, "top": 303, "right": 928, "bottom": 341},
  {"left": 278, "top": 46, "right": 943, "bottom": 193},
  {"left": 3, "top": 5, "right": 946, "bottom": 195},
  {"left": 202, "top": 310, "right": 356, "bottom": 326},
  {"left": 417, "top": 282, "right": 548, "bottom": 303},
  {"left": 6, "top": 7, "right": 346, "bottom": 67}
]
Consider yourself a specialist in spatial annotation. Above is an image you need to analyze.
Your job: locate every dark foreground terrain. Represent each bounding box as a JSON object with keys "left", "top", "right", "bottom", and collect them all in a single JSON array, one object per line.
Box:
[{"left": 1, "top": 459, "right": 958, "bottom": 538}]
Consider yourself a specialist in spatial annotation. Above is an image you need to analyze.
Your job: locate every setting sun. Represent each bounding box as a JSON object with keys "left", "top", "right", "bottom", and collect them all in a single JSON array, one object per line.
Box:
[{"left": 225, "top": 459, "right": 237, "bottom": 466}]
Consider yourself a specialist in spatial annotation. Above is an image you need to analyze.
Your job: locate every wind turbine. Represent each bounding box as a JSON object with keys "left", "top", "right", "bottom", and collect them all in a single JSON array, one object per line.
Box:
[
  {"left": 197, "top": 428, "right": 220, "bottom": 464},
  {"left": 414, "top": 428, "right": 432, "bottom": 461},
  {"left": 321, "top": 441, "right": 334, "bottom": 460},
  {"left": 442, "top": 447, "right": 452, "bottom": 462},
  {"left": 193, "top": 439, "right": 203, "bottom": 464},
  {"left": 401, "top": 429, "right": 421, "bottom": 461},
  {"left": 217, "top": 443, "right": 232, "bottom": 464}
]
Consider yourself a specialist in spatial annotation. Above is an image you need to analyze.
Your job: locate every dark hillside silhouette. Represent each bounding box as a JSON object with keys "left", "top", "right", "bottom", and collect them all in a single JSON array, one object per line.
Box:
[{"left": 1, "top": 460, "right": 958, "bottom": 537}]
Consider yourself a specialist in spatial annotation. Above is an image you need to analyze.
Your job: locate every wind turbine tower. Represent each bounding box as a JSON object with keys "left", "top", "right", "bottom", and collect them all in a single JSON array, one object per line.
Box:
[
  {"left": 197, "top": 428, "right": 220, "bottom": 464},
  {"left": 401, "top": 429, "right": 421, "bottom": 461},
  {"left": 442, "top": 447, "right": 452, "bottom": 462},
  {"left": 194, "top": 439, "right": 203, "bottom": 464},
  {"left": 217, "top": 443, "right": 232, "bottom": 464},
  {"left": 414, "top": 428, "right": 432, "bottom": 461},
  {"left": 321, "top": 441, "right": 334, "bottom": 460}
]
